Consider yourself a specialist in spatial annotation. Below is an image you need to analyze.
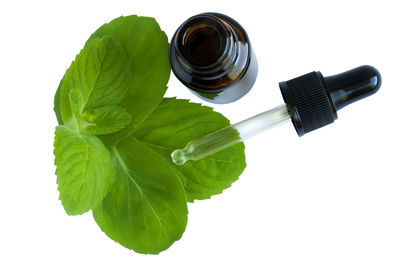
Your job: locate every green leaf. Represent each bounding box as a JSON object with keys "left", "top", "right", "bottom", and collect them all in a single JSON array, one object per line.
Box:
[
  {"left": 134, "top": 98, "right": 247, "bottom": 202},
  {"left": 54, "top": 125, "right": 114, "bottom": 215},
  {"left": 69, "top": 89, "right": 85, "bottom": 117},
  {"left": 93, "top": 138, "right": 188, "bottom": 254},
  {"left": 55, "top": 16, "right": 171, "bottom": 145},
  {"left": 59, "top": 36, "right": 132, "bottom": 124},
  {"left": 53, "top": 15, "right": 247, "bottom": 254},
  {"left": 82, "top": 105, "right": 132, "bottom": 135},
  {"left": 87, "top": 15, "right": 171, "bottom": 145},
  {"left": 54, "top": 78, "right": 64, "bottom": 125}
]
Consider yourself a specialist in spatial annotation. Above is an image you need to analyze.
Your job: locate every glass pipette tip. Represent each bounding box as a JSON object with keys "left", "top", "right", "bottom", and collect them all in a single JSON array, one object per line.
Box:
[{"left": 171, "top": 104, "right": 291, "bottom": 165}]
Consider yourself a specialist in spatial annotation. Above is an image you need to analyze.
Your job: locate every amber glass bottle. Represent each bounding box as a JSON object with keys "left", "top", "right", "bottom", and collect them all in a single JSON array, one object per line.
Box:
[{"left": 170, "top": 12, "right": 258, "bottom": 104}]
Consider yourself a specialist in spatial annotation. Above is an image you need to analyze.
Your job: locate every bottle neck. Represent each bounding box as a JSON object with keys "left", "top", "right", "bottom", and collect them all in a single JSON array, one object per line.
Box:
[{"left": 173, "top": 14, "right": 238, "bottom": 75}]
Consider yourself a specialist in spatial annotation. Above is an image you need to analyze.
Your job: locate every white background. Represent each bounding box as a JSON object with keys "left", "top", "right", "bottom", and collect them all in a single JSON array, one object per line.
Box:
[{"left": 0, "top": 0, "right": 399, "bottom": 266}]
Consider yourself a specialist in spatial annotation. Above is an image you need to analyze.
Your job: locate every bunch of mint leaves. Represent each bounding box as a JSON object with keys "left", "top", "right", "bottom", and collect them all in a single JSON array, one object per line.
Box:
[{"left": 53, "top": 15, "right": 246, "bottom": 254}]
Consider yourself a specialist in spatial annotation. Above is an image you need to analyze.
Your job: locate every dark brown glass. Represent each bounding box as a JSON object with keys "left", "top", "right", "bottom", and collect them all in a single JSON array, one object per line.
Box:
[{"left": 170, "top": 13, "right": 258, "bottom": 104}]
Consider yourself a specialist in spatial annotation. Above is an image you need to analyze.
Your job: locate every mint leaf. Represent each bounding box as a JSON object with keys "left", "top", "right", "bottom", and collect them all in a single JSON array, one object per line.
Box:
[
  {"left": 93, "top": 138, "right": 188, "bottom": 254},
  {"left": 54, "top": 125, "right": 114, "bottom": 215},
  {"left": 134, "top": 98, "right": 246, "bottom": 202},
  {"left": 69, "top": 89, "right": 85, "bottom": 117},
  {"left": 55, "top": 16, "right": 171, "bottom": 145},
  {"left": 53, "top": 37, "right": 126, "bottom": 215},
  {"left": 54, "top": 78, "right": 64, "bottom": 125},
  {"left": 59, "top": 36, "right": 131, "bottom": 124},
  {"left": 53, "top": 15, "right": 246, "bottom": 254},
  {"left": 86, "top": 15, "right": 171, "bottom": 145},
  {"left": 82, "top": 106, "right": 131, "bottom": 135}
]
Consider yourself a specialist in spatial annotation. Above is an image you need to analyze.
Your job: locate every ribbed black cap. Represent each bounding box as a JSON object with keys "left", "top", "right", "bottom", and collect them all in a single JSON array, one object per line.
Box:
[
  {"left": 279, "top": 71, "right": 337, "bottom": 136},
  {"left": 279, "top": 66, "right": 382, "bottom": 136}
]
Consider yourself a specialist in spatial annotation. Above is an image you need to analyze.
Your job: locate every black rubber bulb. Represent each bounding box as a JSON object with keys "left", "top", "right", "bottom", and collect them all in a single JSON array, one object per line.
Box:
[
  {"left": 324, "top": 65, "right": 382, "bottom": 110},
  {"left": 279, "top": 65, "right": 382, "bottom": 136}
]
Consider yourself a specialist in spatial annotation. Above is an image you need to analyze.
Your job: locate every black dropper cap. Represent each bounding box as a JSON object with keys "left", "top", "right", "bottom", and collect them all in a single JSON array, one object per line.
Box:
[{"left": 279, "top": 65, "right": 382, "bottom": 136}]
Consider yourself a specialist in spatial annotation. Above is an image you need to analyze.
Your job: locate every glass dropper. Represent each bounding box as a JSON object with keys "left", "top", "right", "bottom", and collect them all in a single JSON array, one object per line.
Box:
[
  {"left": 171, "top": 65, "right": 382, "bottom": 165},
  {"left": 171, "top": 104, "right": 290, "bottom": 165}
]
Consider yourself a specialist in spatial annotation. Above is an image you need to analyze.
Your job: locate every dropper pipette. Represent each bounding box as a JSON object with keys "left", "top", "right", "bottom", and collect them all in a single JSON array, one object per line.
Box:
[
  {"left": 171, "top": 65, "right": 382, "bottom": 165},
  {"left": 171, "top": 104, "right": 290, "bottom": 165}
]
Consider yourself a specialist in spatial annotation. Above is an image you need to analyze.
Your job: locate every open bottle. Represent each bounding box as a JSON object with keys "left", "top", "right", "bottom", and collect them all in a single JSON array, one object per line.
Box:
[{"left": 170, "top": 12, "right": 258, "bottom": 104}]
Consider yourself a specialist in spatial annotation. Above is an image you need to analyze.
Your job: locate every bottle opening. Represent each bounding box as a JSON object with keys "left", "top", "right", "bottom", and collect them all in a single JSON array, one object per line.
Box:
[
  {"left": 185, "top": 26, "right": 224, "bottom": 66},
  {"left": 178, "top": 16, "right": 228, "bottom": 68}
]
